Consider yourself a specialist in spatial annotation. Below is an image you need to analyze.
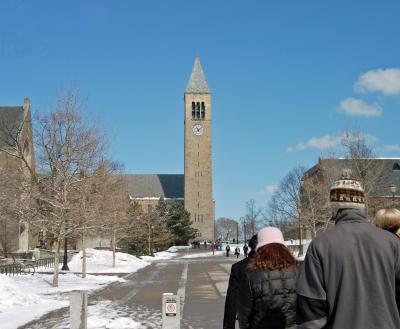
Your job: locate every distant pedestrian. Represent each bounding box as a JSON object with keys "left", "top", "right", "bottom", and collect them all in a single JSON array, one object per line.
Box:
[
  {"left": 204, "top": 240, "right": 207, "bottom": 249},
  {"left": 234, "top": 246, "right": 240, "bottom": 259},
  {"left": 223, "top": 235, "right": 257, "bottom": 329},
  {"left": 237, "top": 227, "right": 298, "bottom": 329},
  {"left": 243, "top": 244, "right": 249, "bottom": 257},
  {"left": 376, "top": 208, "right": 400, "bottom": 237},
  {"left": 297, "top": 170, "right": 400, "bottom": 329},
  {"left": 211, "top": 242, "right": 216, "bottom": 255},
  {"left": 226, "top": 244, "right": 231, "bottom": 257}
]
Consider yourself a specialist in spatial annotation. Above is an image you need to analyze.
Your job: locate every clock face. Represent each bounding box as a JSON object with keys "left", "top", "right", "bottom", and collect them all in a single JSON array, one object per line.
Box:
[{"left": 192, "top": 124, "right": 204, "bottom": 136}]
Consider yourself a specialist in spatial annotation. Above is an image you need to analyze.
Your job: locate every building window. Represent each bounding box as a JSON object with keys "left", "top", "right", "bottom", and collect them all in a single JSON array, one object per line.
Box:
[
  {"left": 192, "top": 102, "right": 196, "bottom": 119},
  {"left": 196, "top": 102, "right": 201, "bottom": 119},
  {"left": 393, "top": 162, "right": 400, "bottom": 171},
  {"left": 201, "top": 102, "right": 205, "bottom": 119}
]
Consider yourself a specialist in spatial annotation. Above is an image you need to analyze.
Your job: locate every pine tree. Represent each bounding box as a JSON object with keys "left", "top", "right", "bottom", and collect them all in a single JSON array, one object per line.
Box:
[{"left": 166, "top": 201, "right": 197, "bottom": 245}]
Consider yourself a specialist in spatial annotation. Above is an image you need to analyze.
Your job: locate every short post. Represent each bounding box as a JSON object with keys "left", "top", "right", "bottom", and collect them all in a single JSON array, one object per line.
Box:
[
  {"left": 162, "top": 293, "right": 180, "bottom": 329},
  {"left": 70, "top": 291, "right": 88, "bottom": 329}
]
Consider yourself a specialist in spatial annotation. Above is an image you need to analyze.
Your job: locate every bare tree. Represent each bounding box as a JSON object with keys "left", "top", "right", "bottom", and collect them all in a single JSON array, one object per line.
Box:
[
  {"left": 244, "top": 199, "right": 262, "bottom": 237},
  {"left": 268, "top": 166, "right": 305, "bottom": 247},
  {"left": 216, "top": 217, "right": 240, "bottom": 242},
  {"left": 341, "top": 130, "right": 387, "bottom": 218},
  {"left": 28, "top": 88, "right": 108, "bottom": 286}
]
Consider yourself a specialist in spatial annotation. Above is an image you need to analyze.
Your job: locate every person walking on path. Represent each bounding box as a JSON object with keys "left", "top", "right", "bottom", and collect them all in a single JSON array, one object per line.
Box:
[
  {"left": 376, "top": 208, "right": 400, "bottom": 237},
  {"left": 204, "top": 240, "right": 207, "bottom": 249},
  {"left": 243, "top": 244, "right": 249, "bottom": 257},
  {"left": 234, "top": 246, "right": 240, "bottom": 258},
  {"left": 237, "top": 227, "right": 298, "bottom": 329},
  {"left": 297, "top": 169, "right": 400, "bottom": 329},
  {"left": 226, "top": 244, "right": 231, "bottom": 257},
  {"left": 223, "top": 235, "right": 257, "bottom": 329},
  {"left": 211, "top": 242, "right": 216, "bottom": 255}
]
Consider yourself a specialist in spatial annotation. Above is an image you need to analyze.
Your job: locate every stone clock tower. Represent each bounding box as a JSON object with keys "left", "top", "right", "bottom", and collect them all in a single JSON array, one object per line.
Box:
[{"left": 184, "top": 57, "right": 215, "bottom": 240}]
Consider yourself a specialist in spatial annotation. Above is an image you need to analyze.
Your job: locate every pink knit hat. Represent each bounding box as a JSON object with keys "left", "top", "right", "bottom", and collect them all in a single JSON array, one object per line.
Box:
[{"left": 256, "top": 227, "right": 285, "bottom": 250}]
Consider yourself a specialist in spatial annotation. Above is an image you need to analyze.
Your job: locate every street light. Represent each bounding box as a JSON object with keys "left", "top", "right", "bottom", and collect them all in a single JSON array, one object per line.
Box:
[{"left": 61, "top": 235, "right": 69, "bottom": 271}]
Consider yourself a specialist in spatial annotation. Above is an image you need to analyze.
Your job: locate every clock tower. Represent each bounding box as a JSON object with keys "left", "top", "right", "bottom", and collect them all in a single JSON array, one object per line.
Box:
[{"left": 184, "top": 57, "right": 215, "bottom": 241}]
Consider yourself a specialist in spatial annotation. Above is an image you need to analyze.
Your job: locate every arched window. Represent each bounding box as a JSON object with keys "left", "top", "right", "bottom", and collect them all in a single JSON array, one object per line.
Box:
[
  {"left": 201, "top": 102, "right": 205, "bottom": 119},
  {"left": 196, "top": 102, "right": 201, "bottom": 119},
  {"left": 192, "top": 102, "right": 196, "bottom": 119}
]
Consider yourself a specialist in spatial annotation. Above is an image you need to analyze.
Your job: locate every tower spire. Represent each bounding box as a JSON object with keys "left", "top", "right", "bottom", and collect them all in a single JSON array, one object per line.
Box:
[{"left": 185, "top": 57, "right": 211, "bottom": 94}]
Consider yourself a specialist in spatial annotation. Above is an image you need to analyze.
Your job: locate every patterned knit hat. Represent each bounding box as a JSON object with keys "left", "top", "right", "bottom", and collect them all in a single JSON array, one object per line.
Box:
[{"left": 329, "top": 168, "right": 365, "bottom": 217}]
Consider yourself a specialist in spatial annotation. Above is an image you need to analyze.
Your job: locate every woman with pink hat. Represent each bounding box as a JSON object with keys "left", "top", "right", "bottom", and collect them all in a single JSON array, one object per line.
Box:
[{"left": 237, "top": 227, "right": 298, "bottom": 329}]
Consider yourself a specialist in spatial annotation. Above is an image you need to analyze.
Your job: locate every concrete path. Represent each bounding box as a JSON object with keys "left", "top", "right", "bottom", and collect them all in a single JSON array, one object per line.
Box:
[{"left": 20, "top": 249, "right": 242, "bottom": 329}]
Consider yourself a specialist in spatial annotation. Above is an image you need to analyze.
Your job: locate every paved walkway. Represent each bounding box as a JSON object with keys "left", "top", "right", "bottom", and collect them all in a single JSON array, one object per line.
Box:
[{"left": 20, "top": 249, "right": 242, "bottom": 329}]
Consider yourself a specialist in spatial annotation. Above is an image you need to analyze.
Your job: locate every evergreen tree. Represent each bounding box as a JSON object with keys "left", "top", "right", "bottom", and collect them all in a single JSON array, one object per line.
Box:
[{"left": 166, "top": 201, "right": 197, "bottom": 245}]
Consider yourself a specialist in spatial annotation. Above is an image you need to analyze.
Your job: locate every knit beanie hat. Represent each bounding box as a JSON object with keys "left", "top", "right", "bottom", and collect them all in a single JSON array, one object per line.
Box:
[
  {"left": 256, "top": 227, "right": 285, "bottom": 251},
  {"left": 329, "top": 168, "right": 365, "bottom": 218}
]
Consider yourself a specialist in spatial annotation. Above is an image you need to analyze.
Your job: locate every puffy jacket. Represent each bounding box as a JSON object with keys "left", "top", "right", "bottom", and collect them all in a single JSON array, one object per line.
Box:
[{"left": 237, "top": 267, "right": 297, "bottom": 329}]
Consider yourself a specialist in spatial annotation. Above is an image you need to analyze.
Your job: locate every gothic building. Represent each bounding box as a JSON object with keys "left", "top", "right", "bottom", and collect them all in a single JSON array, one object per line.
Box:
[{"left": 125, "top": 57, "right": 215, "bottom": 241}]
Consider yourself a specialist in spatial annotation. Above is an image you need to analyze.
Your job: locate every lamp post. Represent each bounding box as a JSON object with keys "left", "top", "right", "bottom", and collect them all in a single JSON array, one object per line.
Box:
[
  {"left": 236, "top": 221, "right": 239, "bottom": 245},
  {"left": 390, "top": 184, "right": 397, "bottom": 206},
  {"left": 61, "top": 236, "right": 69, "bottom": 271},
  {"left": 240, "top": 217, "right": 246, "bottom": 244}
]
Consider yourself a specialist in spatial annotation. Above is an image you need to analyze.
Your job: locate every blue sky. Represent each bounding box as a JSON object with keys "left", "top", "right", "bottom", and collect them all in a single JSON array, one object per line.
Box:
[{"left": 1, "top": 1, "right": 400, "bottom": 219}]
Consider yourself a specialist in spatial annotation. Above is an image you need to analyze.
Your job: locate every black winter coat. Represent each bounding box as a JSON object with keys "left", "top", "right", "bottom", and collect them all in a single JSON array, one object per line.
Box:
[
  {"left": 223, "top": 253, "right": 254, "bottom": 329},
  {"left": 237, "top": 267, "right": 297, "bottom": 329}
]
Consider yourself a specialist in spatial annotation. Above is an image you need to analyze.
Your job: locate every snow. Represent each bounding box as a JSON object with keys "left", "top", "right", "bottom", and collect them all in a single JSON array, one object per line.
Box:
[
  {"left": 0, "top": 274, "right": 42, "bottom": 311},
  {"left": 87, "top": 301, "right": 143, "bottom": 329},
  {"left": 68, "top": 248, "right": 150, "bottom": 273},
  {"left": 0, "top": 247, "right": 182, "bottom": 328}
]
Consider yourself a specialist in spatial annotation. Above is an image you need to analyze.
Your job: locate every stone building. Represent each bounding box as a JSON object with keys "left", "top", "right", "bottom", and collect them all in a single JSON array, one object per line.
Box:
[
  {"left": 302, "top": 157, "right": 400, "bottom": 221},
  {"left": 126, "top": 57, "right": 215, "bottom": 240},
  {"left": 0, "top": 98, "right": 35, "bottom": 254}
]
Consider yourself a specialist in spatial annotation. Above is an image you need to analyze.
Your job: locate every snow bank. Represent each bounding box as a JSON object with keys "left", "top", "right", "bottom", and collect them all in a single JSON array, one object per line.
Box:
[
  {"left": 0, "top": 274, "right": 41, "bottom": 311},
  {"left": 68, "top": 248, "right": 150, "bottom": 273}
]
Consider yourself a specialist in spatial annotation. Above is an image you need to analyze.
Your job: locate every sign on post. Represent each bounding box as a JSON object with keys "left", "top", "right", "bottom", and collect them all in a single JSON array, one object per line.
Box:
[{"left": 162, "top": 293, "right": 180, "bottom": 329}]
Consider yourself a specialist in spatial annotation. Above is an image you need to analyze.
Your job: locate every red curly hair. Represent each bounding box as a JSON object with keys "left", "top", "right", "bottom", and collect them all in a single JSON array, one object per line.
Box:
[{"left": 248, "top": 243, "right": 297, "bottom": 271}]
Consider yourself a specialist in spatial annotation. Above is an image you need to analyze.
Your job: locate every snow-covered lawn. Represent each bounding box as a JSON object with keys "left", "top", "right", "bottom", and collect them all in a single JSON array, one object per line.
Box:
[{"left": 0, "top": 247, "right": 181, "bottom": 328}]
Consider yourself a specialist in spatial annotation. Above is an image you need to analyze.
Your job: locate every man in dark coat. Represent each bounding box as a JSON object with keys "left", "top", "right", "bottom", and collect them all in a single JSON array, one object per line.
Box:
[
  {"left": 297, "top": 170, "right": 400, "bottom": 329},
  {"left": 223, "top": 235, "right": 257, "bottom": 329}
]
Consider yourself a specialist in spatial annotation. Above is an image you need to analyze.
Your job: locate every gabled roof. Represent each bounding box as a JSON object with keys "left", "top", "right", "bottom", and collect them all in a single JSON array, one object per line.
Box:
[
  {"left": 185, "top": 57, "right": 211, "bottom": 94},
  {"left": 0, "top": 106, "right": 25, "bottom": 148},
  {"left": 123, "top": 174, "right": 184, "bottom": 199},
  {"left": 305, "top": 158, "right": 400, "bottom": 197}
]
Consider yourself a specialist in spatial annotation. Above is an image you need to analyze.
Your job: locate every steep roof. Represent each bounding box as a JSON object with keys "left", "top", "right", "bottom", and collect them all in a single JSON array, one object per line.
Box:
[
  {"left": 0, "top": 106, "right": 25, "bottom": 148},
  {"left": 185, "top": 57, "right": 211, "bottom": 94},
  {"left": 123, "top": 174, "right": 184, "bottom": 199},
  {"left": 305, "top": 158, "right": 400, "bottom": 197}
]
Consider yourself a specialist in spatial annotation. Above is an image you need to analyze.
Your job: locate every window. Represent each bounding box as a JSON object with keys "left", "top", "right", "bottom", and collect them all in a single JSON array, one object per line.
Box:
[
  {"left": 192, "top": 102, "right": 196, "bottom": 119},
  {"left": 393, "top": 162, "right": 400, "bottom": 171},
  {"left": 196, "top": 102, "right": 201, "bottom": 119},
  {"left": 201, "top": 102, "right": 205, "bottom": 119}
]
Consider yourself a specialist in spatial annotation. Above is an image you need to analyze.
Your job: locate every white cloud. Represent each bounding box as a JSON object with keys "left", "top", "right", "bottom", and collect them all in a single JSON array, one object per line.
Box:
[
  {"left": 287, "top": 134, "right": 340, "bottom": 152},
  {"left": 259, "top": 184, "right": 279, "bottom": 196},
  {"left": 354, "top": 68, "right": 400, "bottom": 95},
  {"left": 265, "top": 185, "right": 279, "bottom": 194},
  {"left": 338, "top": 97, "right": 382, "bottom": 117}
]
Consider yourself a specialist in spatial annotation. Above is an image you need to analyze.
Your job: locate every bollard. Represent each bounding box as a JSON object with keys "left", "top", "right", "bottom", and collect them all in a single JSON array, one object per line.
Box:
[
  {"left": 162, "top": 293, "right": 180, "bottom": 329},
  {"left": 70, "top": 291, "right": 88, "bottom": 329}
]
